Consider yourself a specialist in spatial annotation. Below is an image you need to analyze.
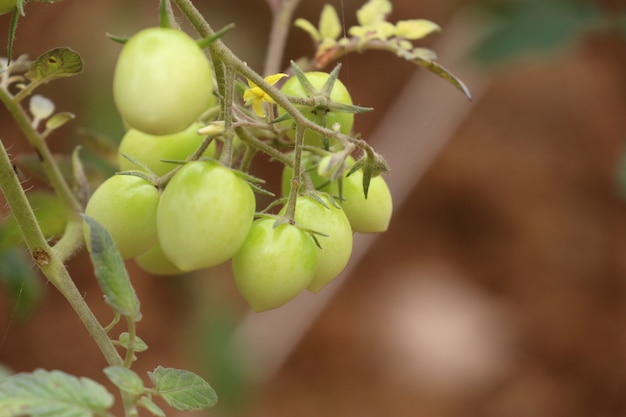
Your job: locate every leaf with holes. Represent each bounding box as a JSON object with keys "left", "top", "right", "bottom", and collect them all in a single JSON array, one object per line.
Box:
[{"left": 25, "top": 47, "right": 83, "bottom": 84}]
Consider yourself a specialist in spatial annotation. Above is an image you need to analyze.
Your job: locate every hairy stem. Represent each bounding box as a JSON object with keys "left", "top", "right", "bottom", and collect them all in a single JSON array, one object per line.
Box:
[{"left": 0, "top": 142, "right": 123, "bottom": 368}]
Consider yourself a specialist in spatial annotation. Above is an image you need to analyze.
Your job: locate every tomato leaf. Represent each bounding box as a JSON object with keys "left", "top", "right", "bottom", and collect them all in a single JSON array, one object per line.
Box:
[
  {"left": 83, "top": 215, "right": 142, "bottom": 321},
  {"left": 411, "top": 56, "right": 472, "bottom": 101},
  {"left": 0, "top": 369, "right": 114, "bottom": 417},
  {"left": 103, "top": 366, "right": 144, "bottom": 397},
  {"left": 25, "top": 47, "right": 83, "bottom": 84},
  {"left": 148, "top": 366, "right": 217, "bottom": 411},
  {"left": 319, "top": 5, "right": 342, "bottom": 41},
  {"left": 46, "top": 112, "right": 75, "bottom": 131},
  {"left": 118, "top": 332, "right": 149, "bottom": 353}
]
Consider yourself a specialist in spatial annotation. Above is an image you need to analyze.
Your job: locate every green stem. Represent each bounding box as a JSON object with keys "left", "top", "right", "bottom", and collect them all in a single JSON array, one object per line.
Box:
[
  {"left": 0, "top": 142, "right": 123, "bottom": 368},
  {"left": 263, "top": 0, "right": 302, "bottom": 76},
  {"left": 219, "top": 65, "right": 235, "bottom": 167},
  {"left": 284, "top": 124, "right": 304, "bottom": 222}
]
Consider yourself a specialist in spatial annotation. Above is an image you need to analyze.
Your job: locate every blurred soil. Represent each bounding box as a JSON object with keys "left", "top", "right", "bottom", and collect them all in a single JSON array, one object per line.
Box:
[{"left": 1, "top": 1, "right": 626, "bottom": 417}]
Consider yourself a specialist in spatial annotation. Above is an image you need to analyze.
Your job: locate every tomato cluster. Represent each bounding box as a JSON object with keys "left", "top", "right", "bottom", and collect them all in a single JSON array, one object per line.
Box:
[{"left": 84, "top": 27, "right": 393, "bottom": 312}]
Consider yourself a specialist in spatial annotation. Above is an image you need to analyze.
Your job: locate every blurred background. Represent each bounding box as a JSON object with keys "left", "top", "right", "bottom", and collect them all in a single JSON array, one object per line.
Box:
[{"left": 2, "top": 0, "right": 626, "bottom": 416}]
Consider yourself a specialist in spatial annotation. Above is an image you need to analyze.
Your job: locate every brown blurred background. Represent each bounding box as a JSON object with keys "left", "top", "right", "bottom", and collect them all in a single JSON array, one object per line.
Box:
[{"left": 2, "top": 0, "right": 626, "bottom": 416}]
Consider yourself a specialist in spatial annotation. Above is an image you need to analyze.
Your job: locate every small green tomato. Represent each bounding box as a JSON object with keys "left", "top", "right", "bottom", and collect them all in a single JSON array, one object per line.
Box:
[
  {"left": 330, "top": 170, "right": 393, "bottom": 233},
  {"left": 233, "top": 218, "right": 318, "bottom": 312},
  {"left": 84, "top": 174, "right": 160, "bottom": 259},
  {"left": 135, "top": 242, "right": 185, "bottom": 276},
  {"left": 278, "top": 72, "right": 354, "bottom": 147},
  {"left": 157, "top": 161, "right": 255, "bottom": 271},
  {"left": 113, "top": 27, "right": 214, "bottom": 135},
  {"left": 281, "top": 195, "right": 353, "bottom": 293},
  {"left": 118, "top": 122, "right": 217, "bottom": 176},
  {"left": 0, "top": 0, "right": 17, "bottom": 14}
]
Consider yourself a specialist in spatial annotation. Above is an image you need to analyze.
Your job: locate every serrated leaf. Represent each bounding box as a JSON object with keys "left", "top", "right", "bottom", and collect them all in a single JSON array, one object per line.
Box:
[
  {"left": 29, "top": 95, "right": 55, "bottom": 121},
  {"left": 83, "top": 215, "right": 142, "bottom": 321},
  {"left": 412, "top": 57, "right": 472, "bottom": 101},
  {"left": 0, "top": 369, "right": 114, "bottom": 417},
  {"left": 319, "top": 5, "right": 342, "bottom": 40},
  {"left": 118, "top": 332, "right": 148, "bottom": 353},
  {"left": 137, "top": 396, "right": 165, "bottom": 417},
  {"left": 395, "top": 19, "right": 441, "bottom": 40},
  {"left": 46, "top": 112, "right": 75, "bottom": 130},
  {"left": 25, "top": 47, "right": 83, "bottom": 83},
  {"left": 149, "top": 367, "right": 217, "bottom": 411},
  {"left": 356, "top": 0, "right": 392, "bottom": 26},
  {"left": 103, "top": 366, "right": 144, "bottom": 397},
  {"left": 294, "top": 18, "right": 321, "bottom": 42}
]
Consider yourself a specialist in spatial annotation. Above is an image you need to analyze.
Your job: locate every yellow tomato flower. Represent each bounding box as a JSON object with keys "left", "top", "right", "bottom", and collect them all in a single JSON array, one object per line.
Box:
[{"left": 243, "top": 73, "right": 288, "bottom": 117}]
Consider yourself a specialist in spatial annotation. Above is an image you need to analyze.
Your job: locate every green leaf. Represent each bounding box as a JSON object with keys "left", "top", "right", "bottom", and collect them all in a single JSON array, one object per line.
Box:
[
  {"left": 412, "top": 57, "right": 471, "bottom": 101},
  {"left": 46, "top": 112, "right": 75, "bottom": 130},
  {"left": 319, "top": 5, "right": 342, "bottom": 40},
  {"left": 83, "top": 215, "right": 142, "bottom": 321},
  {"left": 103, "top": 366, "right": 144, "bottom": 397},
  {"left": 25, "top": 47, "right": 83, "bottom": 83},
  {"left": 0, "top": 365, "right": 12, "bottom": 382},
  {"left": 356, "top": 0, "right": 392, "bottom": 26},
  {"left": 118, "top": 332, "right": 149, "bottom": 353},
  {"left": 149, "top": 366, "right": 217, "bottom": 411},
  {"left": 0, "top": 369, "right": 114, "bottom": 417},
  {"left": 6, "top": 8, "right": 19, "bottom": 64},
  {"left": 395, "top": 19, "right": 441, "bottom": 40},
  {"left": 294, "top": 18, "right": 321, "bottom": 42},
  {"left": 137, "top": 396, "right": 165, "bottom": 417}
]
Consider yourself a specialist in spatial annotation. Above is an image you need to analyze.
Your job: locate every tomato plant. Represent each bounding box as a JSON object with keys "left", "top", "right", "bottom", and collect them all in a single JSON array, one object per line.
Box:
[
  {"left": 0, "top": 0, "right": 471, "bottom": 413},
  {"left": 84, "top": 174, "right": 160, "bottom": 259},
  {"left": 113, "top": 27, "right": 215, "bottom": 135},
  {"left": 233, "top": 218, "right": 318, "bottom": 311},
  {"left": 157, "top": 160, "right": 256, "bottom": 271},
  {"left": 118, "top": 122, "right": 217, "bottom": 176}
]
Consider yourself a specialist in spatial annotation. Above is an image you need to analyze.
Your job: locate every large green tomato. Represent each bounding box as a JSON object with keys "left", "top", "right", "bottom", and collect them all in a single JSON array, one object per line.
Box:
[
  {"left": 157, "top": 161, "right": 255, "bottom": 271},
  {"left": 278, "top": 72, "right": 354, "bottom": 147},
  {"left": 118, "top": 122, "right": 217, "bottom": 176},
  {"left": 0, "top": 0, "right": 16, "bottom": 14},
  {"left": 281, "top": 195, "right": 353, "bottom": 293},
  {"left": 113, "top": 27, "right": 214, "bottom": 135},
  {"left": 329, "top": 169, "right": 393, "bottom": 233},
  {"left": 84, "top": 174, "right": 160, "bottom": 259},
  {"left": 232, "top": 218, "right": 318, "bottom": 312}
]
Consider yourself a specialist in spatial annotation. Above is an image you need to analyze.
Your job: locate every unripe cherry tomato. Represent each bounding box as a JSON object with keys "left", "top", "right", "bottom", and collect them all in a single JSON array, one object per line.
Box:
[
  {"left": 278, "top": 72, "right": 353, "bottom": 147},
  {"left": 118, "top": 122, "right": 216, "bottom": 176},
  {"left": 281, "top": 195, "right": 353, "bottom": 293},
  {"left": 113, "top": 27, "right": 214, "bottom": 135},
  {"left": 157, "top": 161, "right": 255, "bottom": 271},
  {"left": 233, "top": 218, "right": 318, "bottom": 311},
  {"left": 135, "top": 242, "right": 185, "bottom": 276},
  {"left": 84, "top": 174, "right": 160, "bottom": 259},
  {"left": 0, "top": 0, "right": 17, "bottom": 14}
]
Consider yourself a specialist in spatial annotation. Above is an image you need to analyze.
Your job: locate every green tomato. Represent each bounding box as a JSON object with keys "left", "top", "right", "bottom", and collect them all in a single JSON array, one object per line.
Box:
[
  {"left": 135, "top": 242, "right": 185, "bottom": 276},
  {"left": 330, "top": 170, "right": 393, "bottom": 233},
  {"left": 84, "top": 174, "right": 160, "bottom": 259},
  {"left": 280, "top": 151, "right": 328, "bottom": 197},
  {"left": 157, "top": 161, "right": 255, "bottom": 271},
  {"left": 118, "top": 122, "right": 216, "bottom": 176},
  {"left": 281, "top": 195, "right": 353, "bottom": 293},
  {"left": 0, "top": 0, "right": 16, "bottom": 14},
  {"left": 278, "top": 72, "right": 354, "bottom": 147},
  {"left": 113, "top": 27, "right": 214, "bottom": 135},
  {"left": 232, "top": 218, "right": 318, "bottom": 312}
]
